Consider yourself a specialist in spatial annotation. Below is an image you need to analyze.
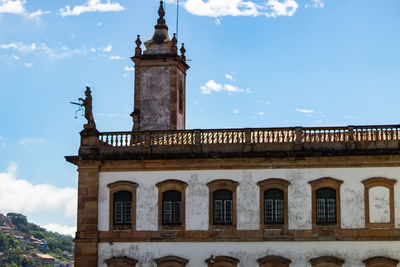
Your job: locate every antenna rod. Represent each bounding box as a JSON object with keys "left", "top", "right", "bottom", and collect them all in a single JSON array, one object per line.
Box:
[{"left": 176, "top": 0, "right": 180, "bottom": 39}]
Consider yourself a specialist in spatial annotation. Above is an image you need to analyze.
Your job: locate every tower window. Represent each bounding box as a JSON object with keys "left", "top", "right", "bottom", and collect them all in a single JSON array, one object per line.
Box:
[
  {"left": 264, "top": 189, "right": 284, "bottom": 224},
  {"left": 113, "top": 191, "right": 132, "bottom": 225},
  {"left": 213, "top": 189, "right": 233, "bottom": 225},
  {"left": 162, "top": 190, "right": 182, "bottom": 225},
  {"left": 316, "top": 188, "right": 336, "bottom": 224},
  {"left": 178, "top": 81, "right": 184, "bottom": 114}
]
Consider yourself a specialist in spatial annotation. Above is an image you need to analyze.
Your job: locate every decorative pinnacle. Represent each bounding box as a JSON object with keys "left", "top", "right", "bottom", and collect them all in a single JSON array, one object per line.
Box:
[
  {"left": 157, "top": 1, "right": 166, "bottom": 25},
  {"left": 180, "top": 43, "right": 186, "bottom": 60},
  {"left": 171, "top": 33, "right": 177, "bottom": 46},
  {"left": 135, "top": 35, "right": 142, "bottom": 48}
]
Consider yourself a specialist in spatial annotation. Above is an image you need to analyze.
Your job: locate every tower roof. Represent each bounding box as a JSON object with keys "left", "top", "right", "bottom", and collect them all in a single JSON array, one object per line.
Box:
[{"left": 146, "top": 1, "right": 170, "bottom": 47}]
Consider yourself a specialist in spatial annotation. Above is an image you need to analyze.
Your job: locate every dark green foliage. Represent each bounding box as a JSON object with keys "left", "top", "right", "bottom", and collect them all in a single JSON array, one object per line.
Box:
[{"left": 1, "top": 213, "right": 74, "bottom": 265}]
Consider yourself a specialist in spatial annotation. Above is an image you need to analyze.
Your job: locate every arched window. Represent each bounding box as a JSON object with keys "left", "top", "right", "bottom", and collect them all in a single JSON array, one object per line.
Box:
[
  {"left": 162, "top": 190, "right": 182, "bottom": 225},
  {"left": 316, "top": 188, "right": 337, "bottom": 225},
  {"left": 310, "top": 256, "right": 344, "bottom": 267},
  {"left": 114, "top": 191, "right": 132, "bottom": 225},
  {"left": 106, "top": 256, "right": 138, "bottom": 267},
  {"left": 156, "top": 179, "right": 187, "bottom": 230},
  {"left": 363, "top": 256, "right": 399, "bottom": 267},
  {"left": 155, "top": 256, "right": 188, "bottom": 267},
  {"left": 264, "top": 189, "right": 284, "bottom": 224},
  {"left": 207, "top": 179, "right": 238, "bottom": 229},
  {"left": 205, "top": 256, "right": 239, "bottom": 267},
  {"left": 213, "top": 189, "right": 233, "bottom": 225},
  {"left": 257, "top": 255, "right": 291, "bottom": 267},
  {"left": 309, "top": 177, "right": 343, "bottom": 228},
  {"left": 107, "top": 181, "right": 138, "bottom": 231}
]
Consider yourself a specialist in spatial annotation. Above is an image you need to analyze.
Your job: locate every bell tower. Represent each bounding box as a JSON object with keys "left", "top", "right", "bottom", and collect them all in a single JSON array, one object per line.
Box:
[{"left": 131, "top": 1, "right": 189, "bottom": 131}]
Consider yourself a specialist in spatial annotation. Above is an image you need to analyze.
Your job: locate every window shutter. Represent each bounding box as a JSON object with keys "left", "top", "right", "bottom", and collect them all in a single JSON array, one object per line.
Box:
[
  {"left": 275, "top": 199, "right": 284, "bottom": 223},
  {"left": 265, "top": 199, "right": 274, "bottom": 223},
  {"left": 214, "top": 200, "right": 223, "bottom": 223},
  {"left": 163, "top": 201, "right": 173, "bottom": 224},
  {"left": 115, "top": 201, "right": 123, "bottom": 224},
  {"left": 173, "top": 201, "right": 181, "bottom": 224},
  {"left": 124, "top": 201, "right": 132, "bottom": 223},
  {"left": 225, "top": 200, "right": 232, "bottom": 223}
]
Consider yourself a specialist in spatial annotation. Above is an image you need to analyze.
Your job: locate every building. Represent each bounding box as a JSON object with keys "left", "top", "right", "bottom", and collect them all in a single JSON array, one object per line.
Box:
[
  {"left": 35, "top": 253, "right": 56, "bottom": 265},
  {"left": 66, "top": 1, "right": 400, "bottom": 266}
]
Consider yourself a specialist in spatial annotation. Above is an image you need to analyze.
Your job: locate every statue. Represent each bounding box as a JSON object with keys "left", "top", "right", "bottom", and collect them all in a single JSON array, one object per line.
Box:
[{"left": 79, "top": 86, "right": 96, "bottom": 128}]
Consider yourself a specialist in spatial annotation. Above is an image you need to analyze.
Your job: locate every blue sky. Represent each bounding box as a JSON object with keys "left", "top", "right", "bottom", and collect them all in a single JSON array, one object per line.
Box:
[{"left": 0, "top": 0, "right": 399, "bottom": 235}]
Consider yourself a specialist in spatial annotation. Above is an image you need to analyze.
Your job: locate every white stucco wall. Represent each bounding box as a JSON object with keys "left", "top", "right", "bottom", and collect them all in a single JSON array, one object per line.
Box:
[
  {"left": 98, "top": 241, "right": 400, "bottom": 267},
  {"left": 98, "top": 167, "right": 400, "bottom": 231},
  {"left": 369, "top": 186, "right": 390, "bottom": 223}
]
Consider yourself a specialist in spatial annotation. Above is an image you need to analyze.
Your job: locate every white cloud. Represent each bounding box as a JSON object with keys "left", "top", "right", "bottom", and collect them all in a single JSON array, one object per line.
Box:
[
  {"left": 0, "top": 162, "right": 77, "bottom": 218},
  {"left": 0, "top": 42, "right": 84, "bottom": 59},
  {"left": 12, "top": 55, "right": 19, "bottom": 59},
  {"left": 23, "top": 62, "right": 33, "bottom": 68},
  {"left": 296, "top": 108, "right": 314, "bottom": 114},
  {"left": 109, "top": 55, "right": 122, "bottom": 60},
  {"left": 43, "top": 224, "right": 75, "bottom": 237},
  {"left": 124, "top": 66, "right": 134, "bottom": 71},
  {"left": 233, "top": 108, "right": 239, "bottom": 114},
  {"left": 225, "top": 74, "right": 233, "bottom": 81},
  {"left": 200, "top": 80, "right": 244, "bottom": 94},
  {"left": 258, "top": 111, "right": 265, "bottom": 115},
  {"left": 59, "top": 0, "right": 124, "bottom": 17},
  {"left": 182, "top": 0, "right": 298, "bottom": 18},
  {"left": 102, "top": 45, "right": 112, "bottom": 52},
  {"left": 90, "top": 47, "right": 96, "bottom": 52},
  {"left": 0, "top": 0, "right": 50, "bottom": 18},
  {"left": 97, "top": 22, "right": 102, "bottom": 26},
  {"left": 19, "top": 137, "right": 46, "bottom": 146},
  {"left": 305, "top": 0, "right": 324, "bottom": 8},
  {"left": 215, "top": 18, "right": 221, "bottom": 25}
]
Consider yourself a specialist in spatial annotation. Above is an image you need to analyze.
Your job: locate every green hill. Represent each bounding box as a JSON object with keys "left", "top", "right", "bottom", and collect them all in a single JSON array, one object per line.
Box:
[{"left": 0, "top": 213, "right": 74, "bottom": 266}]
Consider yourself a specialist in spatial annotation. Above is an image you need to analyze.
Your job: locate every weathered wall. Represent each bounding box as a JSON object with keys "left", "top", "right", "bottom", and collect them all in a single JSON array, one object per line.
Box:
[
  {"left": 98, "top": 167, "right": 400, "bottom": 231},
  {"left": 369, "top": 186, "right": 390, "bottom": 223},
  {"left": 98, "top": 241, "right": 400, "bottom": 267},
  {"left": 139, "top": 66, "right": 171, "bottom": 131}
]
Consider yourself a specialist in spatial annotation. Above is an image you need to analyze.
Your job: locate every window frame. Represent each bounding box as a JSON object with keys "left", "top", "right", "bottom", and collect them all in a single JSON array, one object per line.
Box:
[
  {"left": 155, "top": 256, "right": 188, "bottom": 267},
  {"left": 257, "top": 255, "right": 292, "bottom": 267},
  {"left": 362, "top": 177, "right": 397, "bottom": 229},
  {"left": 106, "top": 256, "right": 138, "bottom": 267},
  {"left": 156, "top": 179, "right": 188, "bottom": 230},
  {"left": 107, "top": 181, "right": 138, "bottom": 231},
  {"left": 310, "top": 256, "right": 344, "bottom": 267},
  {"left": 207, "top": 179, "right": 239, "bottom": 230},
  {"left": 309, "top": 177, "right": 343, "bottom": 229},
  {"left": 257, "top": 179, "right": 290, "bottom": 229},
  {"left": 205, "top": 256, "right": 240, "bottom": 267},
  {"left": 363, "top": 256, "right": 399, "bottom": 267}
]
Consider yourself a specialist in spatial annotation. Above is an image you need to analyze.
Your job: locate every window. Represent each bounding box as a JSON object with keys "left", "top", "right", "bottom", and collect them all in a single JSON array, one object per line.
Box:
[
  {"left": 257, "top": 255, "right": 291, "bottom": 267},
  {"left": 316, "top": 188, "right": 336, "bottom": 225},
  {"left": 156, "top": 179, "right": 187, "bottom": 230},
  {"left": 207, "top": 179, "right": 239, "bottom": 229},
  {"left": 362, "top": 177, "right": 397, "bottom": 229},
  {"left": 155, "top": 256, "right": 188, "bottom": 267},
  {"left": 363, "top": 256, "right": 399, "bottom": 267},
  {"left": 162, "top": 190, "right": 182, "bottom": 225},
  {"left": 106, "top": 256, "right": 138, "bottom": 267},
  {"left": 257, "top": 179, "right": 290, "bottom": 229},
  {"left": 114, "top": 191, "right": 132, "bottom": 225},
  {"left": 264, "top": 189, "right": 284, "bottom": 224},
  {"left": 205, "top": 256, "right": 239, "bottom": 267},
  {"left": 309, "top": 177, "right": 343, "bottom": 228},
  {"left": 107, "top": 181, "right": 138, "bottom": 231},
  {"left": 178, "top": 81, "right": 184, "bottom": 114},
  {"left": 310, "top": 256, "right": 344, "bottom": 267},
  {"left": 213, "top": 190, "right": 233, "bottom": 225}
]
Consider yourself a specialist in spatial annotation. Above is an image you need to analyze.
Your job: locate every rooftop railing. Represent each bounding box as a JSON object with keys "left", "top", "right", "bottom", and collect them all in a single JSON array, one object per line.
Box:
[{"left": 97, "top": 125, "right": 400, "bottom": 152}]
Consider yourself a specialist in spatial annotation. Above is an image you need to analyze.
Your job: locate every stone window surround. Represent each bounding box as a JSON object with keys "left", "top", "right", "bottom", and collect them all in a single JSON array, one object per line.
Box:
[
  {"left": 257, "top": 178, "right": 290, "bottom": 229},
  {"left": 156, "top": 179, "right": 188, "bottom": 230},
  {"left": 309, "top": 177, "right": 343, "bottom": 229},
  {"left": 309, "top": 256, "right": 345, "bottom": 267},
  {"left": 154, "top": 255, "right": 189, "bottom": 267},
  {"left": 362, "top": 177, "right": 397, "bottom": 229},
  {"left": 257, "top": 255, "right": 292, "bottom": 267},
  {"left": 363, "top": 256, "right": 399, "bottom": 267},
  {"left": 106, "top": 256, "right": 138, "bottom": 267},
  {"left": 205, "top": 256, "right": 240, "bottom": 267},
  {"left": 107, "top": 181, "right": 138, "bottom": 231},
  {"left": 206, "top": 179, "right": 239, "bottom": 230}
]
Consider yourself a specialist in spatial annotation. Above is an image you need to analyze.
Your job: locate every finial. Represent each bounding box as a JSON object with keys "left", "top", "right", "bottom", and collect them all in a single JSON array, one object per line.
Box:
[
  {"left": 180, "top": 43, "right": 186, "bottom": 60},
  {"left": 157, "top": 1, "right": 166, "bottom": 25},
  {"left": 135, "top": 35, "right": 142, "bottom": 48},
  {"left": 171, "top": 33, "right": 178, "bottom": 55},
  {"left": 135, "top": 35, "right": 142, "bottom": 56}
]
